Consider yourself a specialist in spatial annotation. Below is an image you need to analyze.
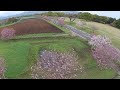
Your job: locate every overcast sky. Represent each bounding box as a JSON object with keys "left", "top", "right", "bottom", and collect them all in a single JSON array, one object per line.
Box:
[
  {"left": 0, "top": 11, "right": 24, "bottom": 17},
  {"left": 81, "top": 11, "right": 120, "bottom": 19},
  {"left": 0, "top": 11, "right": 120, "bottom": 19}
]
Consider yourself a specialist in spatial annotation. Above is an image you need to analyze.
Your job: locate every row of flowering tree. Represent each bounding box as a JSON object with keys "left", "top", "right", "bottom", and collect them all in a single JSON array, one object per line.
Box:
[
  {"left": 42, "top": 16, "right": 65, "bottom": 27},
  {"left": 89, "top": 35, "right": 120, "bottom": 73}
]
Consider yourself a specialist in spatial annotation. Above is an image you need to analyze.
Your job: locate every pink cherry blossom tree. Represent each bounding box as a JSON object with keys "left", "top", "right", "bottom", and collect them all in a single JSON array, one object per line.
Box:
[
  {"left": 89, "top": 35, "right": 111, "bottom": 47},
  {"left": 0, "top": 57, "right": 6, "bottom": 79},
  {"left": 1, "top": 28, "right": 16, "bottom": 40},
  {"left": 89, "top": 35, "right": 120, "bottom": 71},
  {"left": 58, "top": 17, "right": 65, "bottom": 27},
  {"left": 31, "top": 50, "right": 83, "bottom": 79}
]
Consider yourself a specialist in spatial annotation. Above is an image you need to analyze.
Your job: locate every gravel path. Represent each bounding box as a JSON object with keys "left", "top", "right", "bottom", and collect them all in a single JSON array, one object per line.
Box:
[{"left": 64, "top": 25, "right": 92, "bottom": 40}]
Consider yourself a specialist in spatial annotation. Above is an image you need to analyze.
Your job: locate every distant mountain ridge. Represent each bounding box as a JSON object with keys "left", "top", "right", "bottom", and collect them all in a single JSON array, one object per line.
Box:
[
  {"left": 0, "top": 11, "right": 48, "bottom": 20},
  {"left": 17, "top": 11, "right": 48, "bottom": 16},
  {"left": 0, "top": 11, "right": 80, "bottom": 20}
]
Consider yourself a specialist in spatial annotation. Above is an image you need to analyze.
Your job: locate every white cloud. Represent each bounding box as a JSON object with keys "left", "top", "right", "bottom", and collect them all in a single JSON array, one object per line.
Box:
[{"left": 0, "top": 11, "right": 24, "bottom": 17}]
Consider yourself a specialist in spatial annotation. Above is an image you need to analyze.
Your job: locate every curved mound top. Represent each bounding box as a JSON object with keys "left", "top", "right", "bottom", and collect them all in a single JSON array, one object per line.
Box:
[{"left": 0, "top": 18, "right": 63, "bottom": 36}]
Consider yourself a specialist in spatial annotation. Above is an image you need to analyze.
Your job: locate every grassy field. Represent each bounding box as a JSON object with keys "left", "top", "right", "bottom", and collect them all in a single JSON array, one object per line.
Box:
[
  {"left": 0, "top": 41, "right": 30, "bottom": 78},
  {"left": 15, "top": 33, "right": 69, "bottom": 39},
  {"left": 0, "top": 36, "right": 116, "bottom": 79}
]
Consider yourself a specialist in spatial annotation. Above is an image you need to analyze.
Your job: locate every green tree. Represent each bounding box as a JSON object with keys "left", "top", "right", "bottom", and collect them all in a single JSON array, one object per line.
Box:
[
  {"left": 99, "top": 16, "right": 108, "bottom": 24},
  {"left": 107, "top": 17, "right": 116, "bottom": 24},
  {"left": 43, "top": 11, "right": 58, "bottom": 16},
  {"left": 7, "top": 17, "right": 18, "bottom": 24},
  {"left": 112, "top": 19, "right": 120, "bottom": 29},
  {"left": 78, "top": 12, "right": 93, "bottom": 21},
  {"left": 56, "top": 12, "right": 65, "bottom": 17}
]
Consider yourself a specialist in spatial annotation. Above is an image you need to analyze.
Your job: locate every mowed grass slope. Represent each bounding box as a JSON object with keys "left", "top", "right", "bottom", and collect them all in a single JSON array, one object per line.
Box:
[
  {"left": 86, "top": 22, "right": 120, "bottom": 49},
  {"left": 65, "top": 17, "right": 120, "bottom": 49}
]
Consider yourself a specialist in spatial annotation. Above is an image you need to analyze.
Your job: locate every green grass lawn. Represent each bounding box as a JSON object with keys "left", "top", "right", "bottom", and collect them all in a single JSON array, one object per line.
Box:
[
  {"left": 0, "top": 41, "right": 30, "bottom": 78},
  {"left": 0, "top": 36, "right": 116, "bottom": 79},
  {"left": 15, "top": 33, "right": 69, "bottom": 39}
]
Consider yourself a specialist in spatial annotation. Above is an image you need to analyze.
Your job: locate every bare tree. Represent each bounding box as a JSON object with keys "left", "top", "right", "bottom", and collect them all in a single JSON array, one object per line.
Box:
[{"left": 66, "top": 13, "right": 78, "bottom": 23}]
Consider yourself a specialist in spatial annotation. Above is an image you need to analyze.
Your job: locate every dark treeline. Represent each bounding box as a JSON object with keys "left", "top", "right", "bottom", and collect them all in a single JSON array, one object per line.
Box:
[
  {"left": 77, "top": 12, "right": 117, "bottom": 27},
  {"left": 6, "top": 17, "right": 19, "bottom": 24},
  {"left": 0, "top": 17, "right": 19, "bottom": 26},
  {"left": 41, "top": 11, "right": 120, "bottom": 29}
]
